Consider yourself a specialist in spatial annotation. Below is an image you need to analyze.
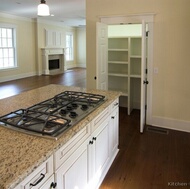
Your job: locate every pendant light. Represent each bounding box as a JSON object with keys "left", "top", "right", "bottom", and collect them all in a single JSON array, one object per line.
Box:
[{"left": 37, "top": 0, "right": 50, "bottom": 16}]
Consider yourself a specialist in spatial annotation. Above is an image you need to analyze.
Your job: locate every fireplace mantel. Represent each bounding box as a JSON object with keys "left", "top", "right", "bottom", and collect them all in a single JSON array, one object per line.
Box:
[{"left": 41, "top": 48, "right": 66, "bottom": 75}]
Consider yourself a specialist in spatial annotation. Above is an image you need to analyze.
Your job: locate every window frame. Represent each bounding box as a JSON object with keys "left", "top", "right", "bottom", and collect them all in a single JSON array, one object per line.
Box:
[
  {"left": 0, "top": 24, "right": 17, "bottom": 70},
  {"left": 65, "top": 32, "right": 74, "bottom": 61}
]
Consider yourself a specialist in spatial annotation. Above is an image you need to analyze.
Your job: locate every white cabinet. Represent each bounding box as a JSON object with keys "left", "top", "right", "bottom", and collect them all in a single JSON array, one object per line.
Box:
[
  {"left": 108, "top": 36, "right": 141, "bottom": 114},
  {"left": 14, "top": 155, "right": 54, "bottom": 189},
  {"left": 88, "top": 117, "right": 110, "bottom": 189},
  {"left": 93, "top": 118, "right": 109, "bottom": 176},
  {"left": 14, "top": 98, "right": 119, "bottom": 189},
  {"left": 109, "top": 99, "right": 119, "bottom": 158},
  {"left": 55, "top": 139, "right": 89, "bottom": 189},
  {"left": 54, "top": 125, "right": 90, "bottom": 170},
  {"left": 55, "top": 110, "right": 110, "bottom": 189},
  {"left": 54, "top": 124, "right": 90, "bottom": 189}
]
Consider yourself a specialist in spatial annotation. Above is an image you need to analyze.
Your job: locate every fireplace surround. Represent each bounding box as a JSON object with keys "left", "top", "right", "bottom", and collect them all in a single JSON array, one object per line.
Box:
[{"left": 42, "top": 48, "right": 65, "bottom": 75}]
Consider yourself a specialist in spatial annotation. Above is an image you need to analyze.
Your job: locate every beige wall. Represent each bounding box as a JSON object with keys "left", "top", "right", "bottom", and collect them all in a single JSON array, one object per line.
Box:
[
  {"left": 86, "top": 0, "right": 190, "bottom": 128},
  {"left": 76, "top": 27, "right": 86, "bottom": 68},
  {"left": 0, "top": 14, "right": 36, "bottom": 82}
]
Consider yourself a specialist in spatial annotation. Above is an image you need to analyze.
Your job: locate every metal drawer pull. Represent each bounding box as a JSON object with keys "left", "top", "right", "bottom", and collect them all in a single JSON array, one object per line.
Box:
[
  {"left": 30, "top": 173, "right": 45, "bottom": 186},
  {"left": 93, "top": 137, "right": 97, "bottom": 141},
  {"left": 111, "top": 116, "right": 115, "bottom": 119},
  {"left": 50, "top": 182, "right": 57, "bottom": 188},
  {"left": 114, "top": 102, "right": 119, "bottom": 106}
]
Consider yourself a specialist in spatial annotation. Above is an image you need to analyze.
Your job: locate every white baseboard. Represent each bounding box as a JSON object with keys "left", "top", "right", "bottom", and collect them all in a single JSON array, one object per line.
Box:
[
  {"left": 77, "top": 63, "right": 86, "bottom": 68},
  {"left": 0, "top": 72, "right": 37, "bottom": 83},
  {"left": 151, "top": 116, "right": 190, "bottom": 133}
]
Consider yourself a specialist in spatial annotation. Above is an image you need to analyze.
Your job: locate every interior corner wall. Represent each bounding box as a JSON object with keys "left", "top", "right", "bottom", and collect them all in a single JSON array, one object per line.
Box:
[
  {"left": 76, "top": 27, "right": 86, "bottom": 68},
  {"left": 65, "top": 27, "right": 77, "bottom": 69},
  {"left": 86, "top": 0, "right": 190, "bottom": 131}
]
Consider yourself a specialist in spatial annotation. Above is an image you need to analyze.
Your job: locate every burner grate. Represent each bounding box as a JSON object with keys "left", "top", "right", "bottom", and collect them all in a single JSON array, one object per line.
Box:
[
  {"left": 0, "top": 91, "right": 106, "bottom": 139},
  {"left": 0, "top": 109, "right": 71, "bottom": 136}
]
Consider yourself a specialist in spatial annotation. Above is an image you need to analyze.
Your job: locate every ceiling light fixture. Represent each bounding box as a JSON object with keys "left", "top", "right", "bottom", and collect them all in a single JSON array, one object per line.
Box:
[{"left": 37, "top": 0, "right": 50, "bottom": 16}]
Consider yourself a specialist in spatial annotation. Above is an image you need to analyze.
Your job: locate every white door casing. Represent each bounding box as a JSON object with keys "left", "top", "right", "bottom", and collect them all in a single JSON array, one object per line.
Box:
[
  {"left": 96, "top": 22, "right": 108, "bottom": 90},
  {"left": 140, "top": 20, "right": 147, "bottom": 133}
]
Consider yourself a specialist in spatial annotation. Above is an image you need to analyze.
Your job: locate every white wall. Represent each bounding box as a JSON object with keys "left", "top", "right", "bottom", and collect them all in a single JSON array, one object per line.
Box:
[{"left": 76, "top": 27, "right": 86, "bottom": 68}]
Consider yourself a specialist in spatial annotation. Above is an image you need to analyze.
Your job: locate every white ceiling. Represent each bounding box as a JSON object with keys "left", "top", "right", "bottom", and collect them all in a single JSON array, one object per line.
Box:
[{"left": 0, "top": 0, "right": 86, "bottom": 27}]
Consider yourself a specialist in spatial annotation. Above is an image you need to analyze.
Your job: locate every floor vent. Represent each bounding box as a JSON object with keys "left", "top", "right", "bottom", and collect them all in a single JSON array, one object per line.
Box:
[{"left": 146, "top": 126, "right": 169, "bottom": 135}]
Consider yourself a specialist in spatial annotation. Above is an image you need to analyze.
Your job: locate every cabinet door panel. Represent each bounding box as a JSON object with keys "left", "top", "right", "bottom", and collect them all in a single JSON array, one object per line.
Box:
[
  {"left": 94, "top": 118, "right": 109, "bottom": 176},
  {"left": 109, "top": 107, "right": 119, "bottom": 156},
  {"left": 55, "top": 141, "right": 88, "bottom": 189},
  {"left": 65, "top": 150, "right": 87, "bottom": 189},
  {"left": 54, "top": 125, "right": 90, "bottom": 170}
]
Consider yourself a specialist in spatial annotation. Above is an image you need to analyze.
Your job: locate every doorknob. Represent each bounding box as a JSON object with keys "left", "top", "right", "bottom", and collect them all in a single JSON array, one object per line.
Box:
[{"left": 143, "top": 80, "right": 149, "bottom": 84}]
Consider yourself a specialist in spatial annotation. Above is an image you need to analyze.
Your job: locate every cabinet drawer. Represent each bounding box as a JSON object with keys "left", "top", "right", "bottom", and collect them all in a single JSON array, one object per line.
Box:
[
  {"left": 14, "top": 155, "right": 53, "bottom": 189},
  {"left": 39, "top": 175, "right": 55, "bottom": 189},
  {"left": 91, "top": 106, "right": 109, "bottom": 132},
  {"left": 110, "top": 98, "right": 119, "bottom": 112},
  {"left": 54, "top": 124, "right": 90, "bottom": 170}
]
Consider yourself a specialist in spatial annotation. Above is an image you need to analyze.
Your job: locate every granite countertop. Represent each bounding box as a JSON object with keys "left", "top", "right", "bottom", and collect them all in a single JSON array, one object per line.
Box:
[{"left": 0, "top": 84, "right": 121, "bottom": 189}]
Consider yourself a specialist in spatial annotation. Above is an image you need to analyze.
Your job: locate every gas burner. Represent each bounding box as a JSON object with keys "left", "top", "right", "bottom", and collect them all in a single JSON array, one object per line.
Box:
[
  {"left": 44, "top": 122, "right": 57, "bottom": 133},
  {"left": 69, "top": 112, "right": 78, "bottom": 118},
  {"left": 60, "top": 109, "right": 68, "bottom": 115},
  {"left": 71, "top": 103, "right": 78, "bottom": 109},
  {"left": 81, "top": 104, "right": 88, "bottom": 111},
  {"left": 66, "top": 105, "right": 73, "bottom": 111}
]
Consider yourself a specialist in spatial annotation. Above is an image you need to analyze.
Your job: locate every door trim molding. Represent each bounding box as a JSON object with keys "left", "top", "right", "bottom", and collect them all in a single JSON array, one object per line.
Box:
[
  {"left": 99, "top": 13, "right": 155, "bottom": 24},
  {"left": 98, "top": 14, "right": 154, "bottom": 127}
]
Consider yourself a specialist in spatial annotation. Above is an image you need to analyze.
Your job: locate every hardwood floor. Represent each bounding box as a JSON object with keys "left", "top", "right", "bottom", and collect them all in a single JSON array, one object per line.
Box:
[
  {"left": 0, "top": 68, "right": 86, "bottom": 99},
  {"left": 0, "top": 68, "right": 190, "bottom": 189},
  {"left": 100, "top": 108, "right": 190, "bottom": 189}
]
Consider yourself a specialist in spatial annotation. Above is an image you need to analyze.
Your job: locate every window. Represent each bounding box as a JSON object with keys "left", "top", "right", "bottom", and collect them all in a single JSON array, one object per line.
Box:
[
  {"left": 65, "top": 33, "right": 73, "bottom": 61},
  {"left": 0, "top": 26, "right": 17, "bottom": 69}
]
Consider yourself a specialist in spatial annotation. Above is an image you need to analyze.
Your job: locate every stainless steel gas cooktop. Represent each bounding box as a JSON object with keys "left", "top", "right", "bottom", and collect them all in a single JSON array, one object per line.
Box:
[{"left": 0, "top": 91, "right": 106, "bottom": 140}]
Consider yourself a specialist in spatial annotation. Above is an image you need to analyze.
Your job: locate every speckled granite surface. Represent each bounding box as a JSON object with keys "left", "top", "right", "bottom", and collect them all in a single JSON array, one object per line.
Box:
[{"left": 0, "top": 84, "right": 121, "bottom": 189}]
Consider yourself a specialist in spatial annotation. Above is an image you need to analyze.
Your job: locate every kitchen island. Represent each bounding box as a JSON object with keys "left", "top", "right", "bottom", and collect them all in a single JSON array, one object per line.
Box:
[{"left": 0, "top": 84, "right": 121, "bottom": 189}]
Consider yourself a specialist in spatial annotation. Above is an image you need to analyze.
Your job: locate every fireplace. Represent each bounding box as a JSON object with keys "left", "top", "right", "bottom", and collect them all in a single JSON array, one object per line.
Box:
[
  {"left": 42, "top": 48, "right": 66, "bottom": 75},
  {"left": 49, "top": 59, "right": 60, "bottom": 70}
]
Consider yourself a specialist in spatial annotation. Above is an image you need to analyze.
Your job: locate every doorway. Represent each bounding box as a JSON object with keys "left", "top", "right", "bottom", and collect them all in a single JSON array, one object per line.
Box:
[{"left": 96, "top": 14, "right": 154, "bottom": 132}]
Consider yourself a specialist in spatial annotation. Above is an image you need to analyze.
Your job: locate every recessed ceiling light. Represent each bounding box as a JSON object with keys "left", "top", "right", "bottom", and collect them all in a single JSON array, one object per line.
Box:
[{"left": 51, "top": 14, "right": 54, "bottom": 17}]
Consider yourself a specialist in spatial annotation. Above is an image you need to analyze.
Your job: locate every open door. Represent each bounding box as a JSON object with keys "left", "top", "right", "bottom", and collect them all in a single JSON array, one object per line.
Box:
[
  {"left": 96, "top": 22, "right": 108, "bottom": 90},
  {"left": 140, "top": 20, "right": 148, "bottom": 133}
]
